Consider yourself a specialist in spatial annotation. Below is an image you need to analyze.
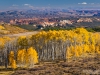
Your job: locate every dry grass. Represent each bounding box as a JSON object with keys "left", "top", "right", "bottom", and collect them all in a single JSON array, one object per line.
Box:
[
  {"left": 3, "top": 25, "right": 28, "bottom": 34},
  {"left": 0, "top": 71, "right": 14, "bottom": 75},
  {"left": 0, "top": 25, "right": 28, "bottom": 35},
  {"left": 10, "top": 54, "right": 100, "bottom": 75},
  {"left": 0, "top": 54, "right": 100, "bottom": 75},
  {"left": 0, "top": 67, "right": 14, "bottom": 75}
]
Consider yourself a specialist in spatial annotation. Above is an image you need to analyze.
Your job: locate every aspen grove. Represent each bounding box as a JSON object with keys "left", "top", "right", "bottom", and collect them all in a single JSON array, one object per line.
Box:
[{"left": 0, "top": 28, "right": 100, "bottom": 69}]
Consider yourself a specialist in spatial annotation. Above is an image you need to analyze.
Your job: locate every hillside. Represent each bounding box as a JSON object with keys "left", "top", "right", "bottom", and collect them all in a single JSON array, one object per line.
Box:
[{"left": 0, "top": 25, "right": 28, "bottom": 35}]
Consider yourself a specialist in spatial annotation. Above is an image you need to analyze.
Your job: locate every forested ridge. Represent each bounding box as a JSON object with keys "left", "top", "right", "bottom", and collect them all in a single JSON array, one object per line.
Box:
[{"left": 0, "top": 28, "right": 100, "bottom": 69}]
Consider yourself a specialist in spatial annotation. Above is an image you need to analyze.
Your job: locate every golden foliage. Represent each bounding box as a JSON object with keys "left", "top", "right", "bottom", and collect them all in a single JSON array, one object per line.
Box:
[
  {"left": 27, "top": 47, "right": 38, "bottom": 64},
  {"left": 0, "top": 37, "right": 11, "bottom": 49},
  {"left": 11, "top": 60, "right": 17, "bottom": 69},
  {"left": 17, "top": 36, "right": 28, "bottom": 47},
  {"left": 9, "top": 51, "right": 17, "bottom": 69},
  {"left": 30, "top": 28, "right": 100, "bottom": 60},
  {"left": 17, "top": 49, "right": 27, "bottom": 67},
  {"left": 2, "top": 28, "right": 100, "bottom": 68},
  {"left": 17, "top": 47, "right": 38, "bottom": 68},
  {"left": 0, "top": 25, "right": 5, "bottom": 30},
  {"left": 9, "top": 51, "right": 14, "bottom": 65}
]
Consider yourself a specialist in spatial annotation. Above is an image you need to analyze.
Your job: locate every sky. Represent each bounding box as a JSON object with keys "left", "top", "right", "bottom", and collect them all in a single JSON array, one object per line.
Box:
[{"left": 0, "top": 0, "right": 100, "bottom": 10}]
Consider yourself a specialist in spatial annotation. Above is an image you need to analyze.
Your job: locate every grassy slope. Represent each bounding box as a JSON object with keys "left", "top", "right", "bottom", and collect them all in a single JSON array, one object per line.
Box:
[
  {"left": 0, "top": 25, "right": 28, "bottom": 35},
  {"left": 3, "top": 25, "right": 28, "bottom": 34}
]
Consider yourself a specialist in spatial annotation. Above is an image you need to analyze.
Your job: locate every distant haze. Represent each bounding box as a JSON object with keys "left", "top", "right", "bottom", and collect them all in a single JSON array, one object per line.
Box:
[{"left": 0, "top": 0, "right": 100, "bottom": 10}]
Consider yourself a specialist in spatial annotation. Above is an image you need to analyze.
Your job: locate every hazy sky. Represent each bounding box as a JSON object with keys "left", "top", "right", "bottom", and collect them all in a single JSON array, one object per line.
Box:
[{"left": 0, "top": 0, "right": 100, "bottom": 10}]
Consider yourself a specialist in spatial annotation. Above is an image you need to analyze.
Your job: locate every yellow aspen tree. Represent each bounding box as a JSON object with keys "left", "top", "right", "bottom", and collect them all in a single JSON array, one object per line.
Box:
[
  {"left": 0, "top": 37, "right": 11, "bottom": 49},
  {"left": 17, "top": 36, "right": 28, "bottom": 48},
  {"left": 27, "top": 47, "right": 38, "bottom": 68},
  {"left": 11, "top": 59, "right": 17, "bottom": 69},
  {"left": 66, "top": 47, "right": 72, "bottom": 60},
  {"left": 83, "top": 44, "right": 89, "bottom": 53},
  {"left": 97, "top": 46, "right": 100, "bottom": 54},
  {"left": 90, "top": 44, "right": 95, "bottom": 53},
  {"left": 70, "top": 45, "right": 75, "bottom": 56},
  {"left": 9, "top": 51, "right": 14, "bottom": 65},
  {"left": 75, "top": 45, "right": 80, "bottom": 57},
  {"left": 17, "top": 49, "right": 26, "bottom": 67},
  {"left": 77, "top": 45, "right": 83, "bottom": 56},
  {"left": 95, "top": 45, "right": 100, "bottom": 54},
  {"left": 9, "top": 51, "right": 17, "bottom": 69},
  {"left": 0, "top": 38, "right": 5, "bottom": 49}
]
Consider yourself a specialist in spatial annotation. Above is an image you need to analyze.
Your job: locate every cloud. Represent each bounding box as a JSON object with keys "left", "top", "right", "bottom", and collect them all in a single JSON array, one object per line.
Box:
[
  {"left": 78, "top": 2, "right": 87, "bottom": 5},
  {"left": 12, "top": 4, "right": 19, "bottom": 7},
  {"left": 24, "top": 4, "right": 34, "bottom": 8},
  {"left": 24, "top": 4, "right": 30, "bottom": 6}
]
